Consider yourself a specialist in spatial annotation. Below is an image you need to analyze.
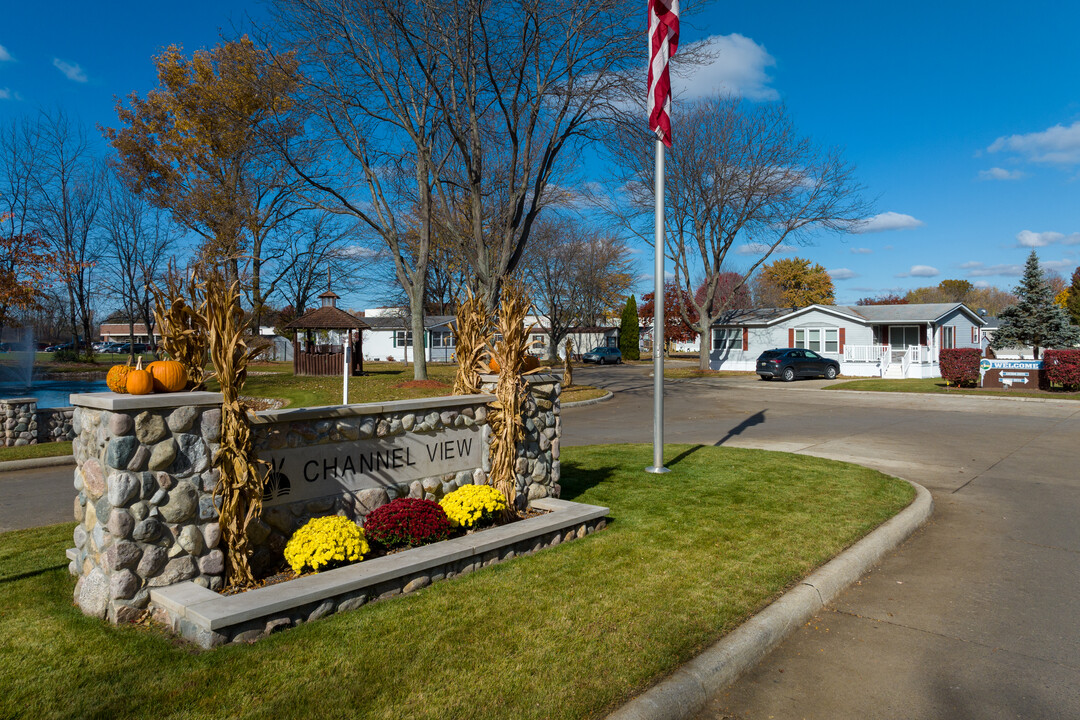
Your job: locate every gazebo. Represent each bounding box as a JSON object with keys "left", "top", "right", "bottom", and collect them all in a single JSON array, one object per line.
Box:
[{"left": 283, "top": 291, "right": 370, "bottom": 376}]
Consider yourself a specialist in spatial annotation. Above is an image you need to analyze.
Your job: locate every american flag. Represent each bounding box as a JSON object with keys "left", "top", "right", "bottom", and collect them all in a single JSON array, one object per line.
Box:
[{"left": 647, "top": 0, "right": 680, "bottom": 147}]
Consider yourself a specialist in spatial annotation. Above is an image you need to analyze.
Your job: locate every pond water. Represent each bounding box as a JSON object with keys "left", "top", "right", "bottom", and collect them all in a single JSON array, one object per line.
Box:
[{"left": 0, "top": 379, "right": 109, "bottom": 408}]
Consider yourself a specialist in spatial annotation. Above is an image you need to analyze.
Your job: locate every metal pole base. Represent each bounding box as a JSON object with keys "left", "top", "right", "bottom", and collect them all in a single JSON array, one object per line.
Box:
[{"left": 644, "top": 466, "right": 671, "bottom": 474}]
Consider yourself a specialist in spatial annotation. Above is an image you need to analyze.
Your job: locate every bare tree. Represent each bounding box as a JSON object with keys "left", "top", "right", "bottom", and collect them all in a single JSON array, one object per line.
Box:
[
  {"left": 428, "top": 0, "right": 643, "bottom": 310},
  {"left": 272, "top": 210, "right": 372, "bottom": 315},
  {"left": 605, "top": 97, "right": 869, "bottom": 370},
  {"left": 101, "top": 173, "right": 177, "bottom": 359},
  {"left": 522, "top": 216, "right": 634, "bottom": 359},
  {"left": 265, "top": 0, "right": 457, "bottom": 380},
  {"left": 32, "top": 109, "right": 104, "bottom": 353},
  {"left": 0, "top": 117, "right": 44, "bottom": 342}
]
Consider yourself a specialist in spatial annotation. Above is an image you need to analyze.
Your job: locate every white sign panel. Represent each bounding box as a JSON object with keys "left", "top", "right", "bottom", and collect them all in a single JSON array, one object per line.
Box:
[
  {"left": 979, "top": 359, "right": 1043, "bottom": 371},
  {"left": 261, "top": 426, "right": 483, "bottom": 506}
]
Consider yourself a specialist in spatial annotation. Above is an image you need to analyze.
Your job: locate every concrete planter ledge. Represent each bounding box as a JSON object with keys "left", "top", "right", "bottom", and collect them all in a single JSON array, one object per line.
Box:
[
  {"left": 249, "top": 393, "right": 497, "bottom": 424},
  {"left": 151, "top": 497, "right": 608, "bottom": 648},
  {"left": 68, "top": 391, "right": 224, "bottom": 411}
]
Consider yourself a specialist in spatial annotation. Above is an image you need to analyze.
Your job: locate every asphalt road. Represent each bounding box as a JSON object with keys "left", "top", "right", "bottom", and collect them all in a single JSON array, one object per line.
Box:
[
  {"left": 563, "top": 364, "right": 1080, "bottom": 720},
  {"left": 4, "top": 365, "right": 1079, "bottom": 717}
]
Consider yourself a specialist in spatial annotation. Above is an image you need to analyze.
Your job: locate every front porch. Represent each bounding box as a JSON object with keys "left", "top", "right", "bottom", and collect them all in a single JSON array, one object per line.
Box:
[{"left": 842, "top": 345, "right": 939, "bottom": 378}]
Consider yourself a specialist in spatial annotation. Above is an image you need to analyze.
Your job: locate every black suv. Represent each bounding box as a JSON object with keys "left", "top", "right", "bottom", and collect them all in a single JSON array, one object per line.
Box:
[{"left": 756, "top": 348, "right": 840, "bottom": 382}]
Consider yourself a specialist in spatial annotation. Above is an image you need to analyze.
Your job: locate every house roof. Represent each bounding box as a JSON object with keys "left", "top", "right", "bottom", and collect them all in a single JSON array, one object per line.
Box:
[
  {"left": 841, "top": 302, "right": 984, "bottom": 325},
  {"left": 283, "top": 306, "right": 371, "bottom": 331},
  {"left": 362, "top": 315, "right": 455, "bottom": 331}
]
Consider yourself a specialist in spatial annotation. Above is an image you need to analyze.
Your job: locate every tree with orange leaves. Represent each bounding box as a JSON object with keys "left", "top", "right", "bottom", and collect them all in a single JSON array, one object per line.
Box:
[{"left": 0, "top": 212, "right": 74, "bottom": 337}]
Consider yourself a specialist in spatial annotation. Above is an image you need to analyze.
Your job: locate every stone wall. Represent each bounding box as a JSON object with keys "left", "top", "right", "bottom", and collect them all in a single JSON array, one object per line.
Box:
[
  {"left": 68, "top": 378, "right": 560, "bottom": 624},
  {"left": 0, "top": 397, "right": 76, "bottom": 447}
]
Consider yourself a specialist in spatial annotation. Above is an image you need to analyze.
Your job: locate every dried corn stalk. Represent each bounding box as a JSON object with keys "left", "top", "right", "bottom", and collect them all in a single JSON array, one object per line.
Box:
[
  {"left": 563, "top": 337, "right": 573, "bottom": 388},
  {"left": 204, "top": 270, "right": 266, "bottom": 588},
  {"left": 150, "top": 265, "right": 209, "bottom": 390},
  {"left": 486, "top": 279, "right": 542, "bottom": 515},
  {"left": 452, "top": 288, "right": 494, "bottom": 395}
]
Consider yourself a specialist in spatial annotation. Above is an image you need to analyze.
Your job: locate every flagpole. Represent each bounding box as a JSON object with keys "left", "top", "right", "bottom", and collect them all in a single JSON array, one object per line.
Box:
[{"left": 646, "top": 136, "right": 669, "bottom": 474}]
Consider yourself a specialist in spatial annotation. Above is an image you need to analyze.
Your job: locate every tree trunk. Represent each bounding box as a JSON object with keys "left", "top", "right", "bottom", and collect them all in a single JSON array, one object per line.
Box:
[
  {"left": 698, "top": 317, "right": 712, "bottom": 372},
  {"left": 409, "top": 298, "right": 428, "bottom": 380}
]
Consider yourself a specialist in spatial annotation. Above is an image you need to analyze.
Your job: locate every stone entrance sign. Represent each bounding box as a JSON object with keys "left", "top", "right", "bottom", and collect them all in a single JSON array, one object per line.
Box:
[
  {"left": 262, "top": 426, "right": 484, "bottom": 506},
  {"left": 980, "top": 358, "right": 1043, "bottom": 389}
]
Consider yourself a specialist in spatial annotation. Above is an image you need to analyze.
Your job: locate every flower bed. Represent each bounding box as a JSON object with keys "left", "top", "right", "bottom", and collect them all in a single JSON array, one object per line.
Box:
[{"left": 150, "top": 497, "right": 608, "bottom": 649}]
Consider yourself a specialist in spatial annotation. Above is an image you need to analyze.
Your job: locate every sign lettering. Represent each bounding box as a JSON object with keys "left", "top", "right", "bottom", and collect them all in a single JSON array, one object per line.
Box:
[{"left": 261, "top": 426, "right": 483, "bottom": 506}]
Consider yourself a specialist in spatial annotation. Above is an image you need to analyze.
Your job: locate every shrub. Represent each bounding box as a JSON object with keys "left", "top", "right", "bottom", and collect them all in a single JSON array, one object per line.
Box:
[
  {"left": 53, "top": 349, "right": 81, "bottom": 363},
  {"left": 284, "top": 515, "right": 370, "bottom": 574},
  {"left": 363, "top": 498, "right": 452, "bottom": 548},
  {"left": 939, "top": 348, "right": 981, "bottom": 387},
  {"left": 440, "top": 484, "right": 507, "bottom": 529},
  {"left": 1042, "top": 349, "right": 1080, "bottom": 391}
]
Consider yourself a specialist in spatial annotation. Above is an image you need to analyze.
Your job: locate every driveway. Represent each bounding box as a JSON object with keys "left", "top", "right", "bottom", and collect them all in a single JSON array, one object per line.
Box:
[{"left": 564, "top": 364, "right": 1080, "bottom": 719}]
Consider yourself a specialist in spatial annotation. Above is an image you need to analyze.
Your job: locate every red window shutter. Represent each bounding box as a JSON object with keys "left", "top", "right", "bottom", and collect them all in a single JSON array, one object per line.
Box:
[
  {"left": 742, "top": 327, "right": 749, "bottom": 351},
  {"left": 788, "top": 328, "right": 794, "bottom": 346},
  {"left": 919, "top": 325, "right": 928, "bottom": 346},
  {"left": 971, "top": 326, "right": 977, "bottom": 343},
  {"left": 839, "top": 327, "right": 845, "bottom": 353}
]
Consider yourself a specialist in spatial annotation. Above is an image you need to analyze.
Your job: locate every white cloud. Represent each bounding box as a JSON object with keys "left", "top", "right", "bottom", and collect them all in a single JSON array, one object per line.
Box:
[
  {"left": 850, "top": 247, "right": 873, "bottom": 255},
  {"left": 852, "top": 211, "right": 925, "bottom": 234},
  {"left": 1015, "top": 229, "right": 1080, "bottom": 247},
  {"left": 1042, "top": 258, "right": 1075, "bottom": 272},
  {"left": 977, "top": 167, "right": 1026, "bottom": 181},
  {"left": 673, "top": 34, "right": 778, "bottom": 102},
  {"left": 0, "top": 44, "right": 13, "bottom": 62},
  {"left": 52, "top": 58, "right": 87, "bottom": 83},
  {"left": 0, "top": 88, "right": 10, "bottom": 101},
  {"left": 828, "top": 268, "right": 858, "bottom": 280},
  {"left": 962, "top": 262, "right": 1023, "bottom": 278},
  {"left": 735, "top": 242, "right": 795, "bottom": 256},
  {"left": 895, "top": 265, "right": 939, "bottom": 278},
  {"left": 973, "top": 280, "right": 992, "bottom": 288},
  {"left": 988, "top": 121, "right": 1080, "bottom": 165}
]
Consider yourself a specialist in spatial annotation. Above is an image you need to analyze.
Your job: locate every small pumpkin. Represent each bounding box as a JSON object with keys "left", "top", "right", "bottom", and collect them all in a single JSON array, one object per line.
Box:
[
  {"left": 125, "top": 358, "right": 154, "bottom": 396},
  {"left": 106, "top": 361, "right": 133, "bottom": 394},
  {"left": 148, "top": 359, "right": 187, "bottom": 393},
  {"left": 488, "top": 355, "right": 540, "bottom": 373}
]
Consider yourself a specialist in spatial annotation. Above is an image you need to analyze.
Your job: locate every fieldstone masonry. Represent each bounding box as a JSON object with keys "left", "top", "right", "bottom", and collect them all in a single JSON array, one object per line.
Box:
[
  {"left": 0, "top": 397, "right": 76, "bottom": 447},
  {"left": 67, "top": 375, "right": 561, "bottom": 624}
]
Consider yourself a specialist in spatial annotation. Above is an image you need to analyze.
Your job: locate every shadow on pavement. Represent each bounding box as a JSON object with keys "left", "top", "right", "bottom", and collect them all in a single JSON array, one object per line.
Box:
[{"left": 714, "top": 410, "right": 766, "bottom": 446}]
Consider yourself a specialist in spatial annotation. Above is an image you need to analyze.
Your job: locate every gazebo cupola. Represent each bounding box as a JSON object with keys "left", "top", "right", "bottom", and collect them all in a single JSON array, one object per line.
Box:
[{"left": 319, "top": 290, "right": 339, "bottom": 308}]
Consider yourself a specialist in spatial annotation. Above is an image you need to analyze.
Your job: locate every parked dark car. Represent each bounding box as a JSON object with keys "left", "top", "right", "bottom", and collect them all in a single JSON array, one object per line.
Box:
[
  {"left": 582, "top": 346, "right": 622, "bottom": 365},
  {"left": 756, "top": 348, "right": 840, "bottom": 381}
]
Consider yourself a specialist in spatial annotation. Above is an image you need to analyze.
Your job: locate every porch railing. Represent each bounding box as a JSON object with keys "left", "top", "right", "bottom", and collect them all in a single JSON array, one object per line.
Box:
[{"left": 843, "top": 345, "right": 890, "bottom": 362}]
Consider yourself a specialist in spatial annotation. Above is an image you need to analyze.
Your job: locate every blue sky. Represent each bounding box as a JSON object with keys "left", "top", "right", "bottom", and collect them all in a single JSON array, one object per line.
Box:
[{"left": 1, "top": 1, "right": 1078, "bottom": 308}]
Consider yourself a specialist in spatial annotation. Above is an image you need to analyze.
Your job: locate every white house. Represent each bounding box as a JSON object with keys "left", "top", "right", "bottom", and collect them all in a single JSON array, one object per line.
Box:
[
  {"left": 360, "top": 309, "right": 457, "bottom": 363},
  {"left": 708, "top": 302, "right": 986, "bottom": 378}
]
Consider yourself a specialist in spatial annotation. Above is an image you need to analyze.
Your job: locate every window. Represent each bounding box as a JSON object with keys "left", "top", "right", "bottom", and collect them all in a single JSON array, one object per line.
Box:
[
  {"left": 712, "top": 328, "right": 740, "bottom": 350},
  {"left": 796, "top": 327, "right": 838, "bottom": 353},
  {"left": 393, "top": 331, "right": 413, "bottom": 347},
  {"left": 431, "top": 331, "right": 455, "bottom": 348},
  {"left": 942, "top": 326, "right": 956, "bottom": 349},
  {"left": 824, "top": 329, "right": 839, "bottom": 353}
]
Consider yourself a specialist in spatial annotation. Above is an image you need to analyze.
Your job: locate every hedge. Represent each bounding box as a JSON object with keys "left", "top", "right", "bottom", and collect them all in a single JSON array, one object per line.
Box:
[
  {"left": 940, "top": 348, "right": 982, "bottom": 387},
  {"left": 1042, "top": 349, "right": 1080, "bottom": 391}
]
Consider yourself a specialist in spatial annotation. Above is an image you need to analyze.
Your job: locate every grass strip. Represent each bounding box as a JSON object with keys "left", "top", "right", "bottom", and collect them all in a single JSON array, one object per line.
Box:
[
  {"left": 826, "top": 376, "right": 1080, "bottom": 400},
  {"left": 0, "top": 444, "right": 912, "bottom": 720},
  {"left": 0, "top": 441, "right": 73, "bottom": 462}
]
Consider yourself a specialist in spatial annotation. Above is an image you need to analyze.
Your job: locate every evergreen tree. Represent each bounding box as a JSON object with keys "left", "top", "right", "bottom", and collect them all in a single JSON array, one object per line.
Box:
[
  {"left": 1067, "top": 266, "right": 1080, "bottom": 326},
  {"left": 618, "top": 295, "right": 640, "bottom": 360},
  {"left": 991, "top": 250, "right": 1080, "bottom": 358}
]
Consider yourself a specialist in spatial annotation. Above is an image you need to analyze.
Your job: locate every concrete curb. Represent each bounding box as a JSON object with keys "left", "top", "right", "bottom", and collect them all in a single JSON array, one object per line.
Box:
[
  {"left": 562, "top": 390, "right": 614, "bottom": 408},
  {"left": 606, "top": 480, "right": 933, "bottom": 720},
  {"left": 0, "top": 454, "right": 76, "bottom": 473}
]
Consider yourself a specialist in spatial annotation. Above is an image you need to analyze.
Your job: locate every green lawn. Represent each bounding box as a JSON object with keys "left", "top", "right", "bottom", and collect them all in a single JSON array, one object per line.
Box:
[
  {"left": 826, "top": 376, "right": 1080, "bottom": 400},
  {"left": 0, "top": 441, "right": 72, "bottom": 463},
  {"left": 0, "top": 443, "right": 912, "bottom": 720},
  {"left": 218, "top": 361, "right": 461, "bottom": 408}
]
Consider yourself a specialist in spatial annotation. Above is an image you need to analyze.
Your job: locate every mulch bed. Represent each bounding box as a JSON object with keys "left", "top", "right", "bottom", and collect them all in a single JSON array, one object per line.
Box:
[{"left": 395, "top": 380, "right": 451, "bottom": 389}]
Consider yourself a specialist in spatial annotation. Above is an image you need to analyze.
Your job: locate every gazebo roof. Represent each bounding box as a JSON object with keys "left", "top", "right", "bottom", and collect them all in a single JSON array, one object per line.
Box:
[{"left": 284, "top": 305, "right": 371, "bottom": 331}]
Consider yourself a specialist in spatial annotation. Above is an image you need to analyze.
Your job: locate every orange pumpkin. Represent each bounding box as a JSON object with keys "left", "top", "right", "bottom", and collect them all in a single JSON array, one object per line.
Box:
[
  {"left": 106, "top": 362, "right": 132, "bottom": 394},
  {"left": 148, "top": 359, "right": 187, "bottom": 393},
  {"left": 488, "top": 355, "right": 540, "bottom": 373},
  {"left": 126, "top": 358, "right": 154, "bottom": 395}
]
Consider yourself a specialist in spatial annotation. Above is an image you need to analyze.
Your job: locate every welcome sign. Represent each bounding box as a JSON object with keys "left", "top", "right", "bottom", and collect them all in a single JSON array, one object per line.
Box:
[
  {"left": 980, "top": 358, "right": 1043, "bottom": 389},
  {"left": 261, "top": 426, "right": 484, "bottom": 506}
]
